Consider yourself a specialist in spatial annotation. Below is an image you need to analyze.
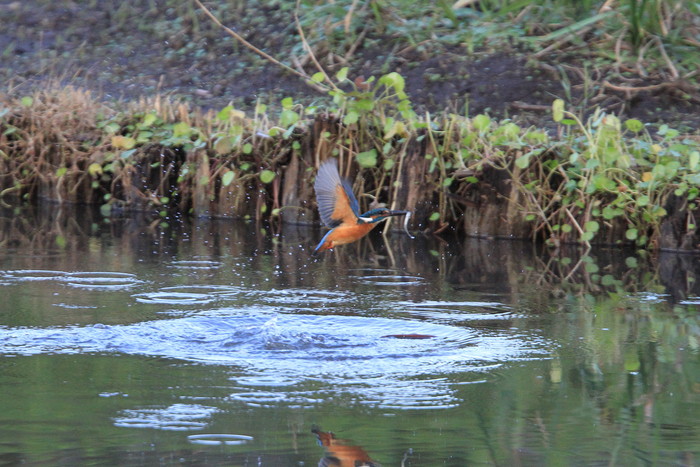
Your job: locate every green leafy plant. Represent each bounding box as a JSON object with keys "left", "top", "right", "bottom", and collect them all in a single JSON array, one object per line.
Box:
[{"left": 500, "top": 98, "right": 700, "bottom": 248}]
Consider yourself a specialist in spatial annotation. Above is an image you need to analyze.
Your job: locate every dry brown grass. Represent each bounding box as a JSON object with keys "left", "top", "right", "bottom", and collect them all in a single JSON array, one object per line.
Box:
[{"left": 0, "top": 85, "right": 112, "bottom": 204}]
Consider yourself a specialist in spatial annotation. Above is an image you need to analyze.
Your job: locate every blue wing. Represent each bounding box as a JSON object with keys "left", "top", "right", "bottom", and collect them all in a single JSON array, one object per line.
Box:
[{"left": 314, "top": 159, "right": 361, "bottom": 228}]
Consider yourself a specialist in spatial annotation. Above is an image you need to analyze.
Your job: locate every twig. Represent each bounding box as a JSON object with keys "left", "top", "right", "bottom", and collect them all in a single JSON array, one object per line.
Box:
[
  {"left": 613, "top": 26, "right": 627, "bottom": 75},
  {"left": 513, "top": 4, "right": 532, "bottom": 23},
  {"left": 343, "top": 23, "right": 370, "bottom": 63},
  {"left": 384, "top": 138, "right": 411, "bottom": 237},
  {"left": 602, "top": 80, "right": 697, "bottom": 98},
  {"left": 598, "top": 0, "right": 616, "bottom": 13},
  {"left": 564, "top": 206, "right": 589, "bottom": 248},
  {"left": 193, "top": 0, "right": 329, "bottom": 93},
  {"left": 294, "top": 0, "right": 339, "bottom": 92},
  {"left": 510, "top": 101, "right": 551, "bottom": 112},
  {"left": 396, "top": 39, "right": 433, "bottom": 57},
  {"left": 561, "top": 252, "right": 590, "bottom": 283},
  {"left": 453, "top": 0, "right": 478, "bottom": 7},
  {"left": 344, "top": 0, "right": 361, "bottom": 34},
  {"left": 603, "top": 80, "right": 668, "bottom": 93},
  {"left": 533, "top": 25, "right": 595, "bottom": 59},
  {"left": 654, "top": 36, "right": 679, "bottom": 80}
]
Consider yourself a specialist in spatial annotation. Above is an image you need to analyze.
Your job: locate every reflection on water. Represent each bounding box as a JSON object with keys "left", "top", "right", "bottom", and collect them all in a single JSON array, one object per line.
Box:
[
  {"left": 313, "top": 428, "right": 382, "bottom": 467},
  {"left": 0, "top": 205, "right": 699, "bottom": 465}
]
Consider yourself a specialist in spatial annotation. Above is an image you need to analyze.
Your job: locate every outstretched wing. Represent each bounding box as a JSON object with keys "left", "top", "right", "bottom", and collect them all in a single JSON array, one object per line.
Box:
[{"left": 314, "top": 159, "right": 361, "bottom": 228}]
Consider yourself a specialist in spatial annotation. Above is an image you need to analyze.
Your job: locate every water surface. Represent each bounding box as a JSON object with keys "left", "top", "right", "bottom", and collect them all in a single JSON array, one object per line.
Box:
[{"left": 0, "top": 206, "right": 698, "bottom": 465}]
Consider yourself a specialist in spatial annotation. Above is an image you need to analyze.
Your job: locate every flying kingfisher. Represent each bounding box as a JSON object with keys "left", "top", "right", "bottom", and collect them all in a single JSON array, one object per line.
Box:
[{"left": 313, "top": 159, "right": 410, "bottom": 253}]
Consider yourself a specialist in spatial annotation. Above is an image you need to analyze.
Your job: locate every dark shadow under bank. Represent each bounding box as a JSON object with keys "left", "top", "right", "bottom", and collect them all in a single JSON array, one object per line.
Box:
[{"left": 2, "top": 202, "right": 700, "bottom": 305}]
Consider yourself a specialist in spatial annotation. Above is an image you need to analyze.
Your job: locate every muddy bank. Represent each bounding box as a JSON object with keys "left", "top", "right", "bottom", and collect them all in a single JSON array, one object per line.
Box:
[{"left": 2, "top": 1, "right": 699, "bottom": 131}]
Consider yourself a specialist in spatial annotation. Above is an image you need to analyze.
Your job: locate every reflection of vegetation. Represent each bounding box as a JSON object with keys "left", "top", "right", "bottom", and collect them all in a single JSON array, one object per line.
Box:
[{"left": 452, "top": 291, "right": 699, "bottom": 465}]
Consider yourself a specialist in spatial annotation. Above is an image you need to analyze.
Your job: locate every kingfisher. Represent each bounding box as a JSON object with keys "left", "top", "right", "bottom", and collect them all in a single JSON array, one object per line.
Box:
[{"left": 313, "top": 159, "right": 410, "bottom": 253}]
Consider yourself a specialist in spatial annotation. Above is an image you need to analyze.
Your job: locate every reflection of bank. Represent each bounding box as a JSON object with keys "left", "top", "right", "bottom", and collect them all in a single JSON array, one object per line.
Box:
[
  {"left": 313, "top": 428, "right": 382, "bottom": 467},
  {"left": 4, "top": 203, "right": 699, "bottom": 303},
  {"left": 449, "top": 236, "right": 700, "bottom": 304}
]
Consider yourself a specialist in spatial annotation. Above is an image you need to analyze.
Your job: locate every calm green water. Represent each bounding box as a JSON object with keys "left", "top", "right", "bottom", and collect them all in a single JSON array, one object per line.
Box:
[{"left": 0, "top": 206, "right": 698, "bottom": 466}]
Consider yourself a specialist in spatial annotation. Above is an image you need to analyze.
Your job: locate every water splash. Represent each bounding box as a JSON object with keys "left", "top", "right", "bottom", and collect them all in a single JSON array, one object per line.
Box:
[
  {"left": 0, "top": 303, "right": 550, "bottom": 409},
  {"left": 0, "top": 267, "right": 552, "bottom": 410}
]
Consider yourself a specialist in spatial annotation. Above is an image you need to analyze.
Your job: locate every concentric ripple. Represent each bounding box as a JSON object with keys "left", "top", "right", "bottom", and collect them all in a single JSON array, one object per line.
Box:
[
  {"left": 395, "top": 300, "right": 517, "bottom": 323},
  {"left": 0, "top": 264, "right": 551, "bottom": 410},
  {"left": 166, "top": 259, "right": 223, "bottom": 270},
  {"left": 133, "top": 285, "right": 241, "bottom": 306},
  {"left": 349, "top": 268, "right": 425, "bottom": 287},
  {"left": 187, "top": 434, "right": 253, "bottom": 446},
  {"left": 113, "top": 403, "right": 218, "bottom": 431},
  {"left": 1, "top": 269, "right": 142, "bottom": 290},
  {"left": 0, "top": 303, "right": 551, "bottom": 409},
  {"left": 253, "top": 288, "right": 350, "bottom": 310}
]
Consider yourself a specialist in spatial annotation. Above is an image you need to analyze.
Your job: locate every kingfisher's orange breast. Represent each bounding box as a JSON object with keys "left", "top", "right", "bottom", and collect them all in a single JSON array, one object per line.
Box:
[{"left": 316, "top": 223, "right": 376, "bottom": 251}]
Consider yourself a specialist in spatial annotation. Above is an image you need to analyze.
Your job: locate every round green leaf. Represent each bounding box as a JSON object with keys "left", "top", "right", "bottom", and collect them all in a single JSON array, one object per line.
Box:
[
  {"left": 624, "top": 119, "right": 643, "bottom": 132},
  {"left": 343, "top": 111, "right": 359, "bottom": 125},
  {"left": 584, "top": 220, "right": 599, "bottom": 233},
  {"left": 87, "top": 163, "right": 103, "bottom": 177},
  {"left": 216, "top": 105, "right": 233, "bottom": 121},
  {"left": 104, "top": 122, "right": 120, "bottom": 134},
  {"left": 259, "top": 170, "right": 276, "bottom": 184},
  {"left": 355, "top": 149, "right": 377, "bottom": 168},
  {"left": 172, "top": 122, "right": 191, "bottom": 138},
  {"left": 472, "top": 114, "right": 491, "bottom": 132},
  {"left": 280, "top": 109, "right": 299, "bottom": 128},
  {"left": 601, "top": 274, "right": 615, "bottom": 286},
  {"left": 378, "top": 72, "right": 405, "bottom": 93},
  {"left": 335, "top": 67, "right": 349, "bottom": 82},
  {"left": 222, "top": 170, "right": 235, "bottom": 187},
  {"left": 515, "top": 153, "right": 531, "bottom": 169},
  {"left": 581, "top": 231, "right": 595, "bottom": 242},
  {"left": 281, "top": 97, "right": 294, "bottom": 109},
  {"left": 636, "top": 195, "right": 650, "bottom": 207}
]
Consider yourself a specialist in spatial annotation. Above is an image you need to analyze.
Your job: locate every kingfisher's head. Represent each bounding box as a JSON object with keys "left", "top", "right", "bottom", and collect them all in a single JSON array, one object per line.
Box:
[{"left": 357, "top": 208, "right": 409, "bottom": 224}]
